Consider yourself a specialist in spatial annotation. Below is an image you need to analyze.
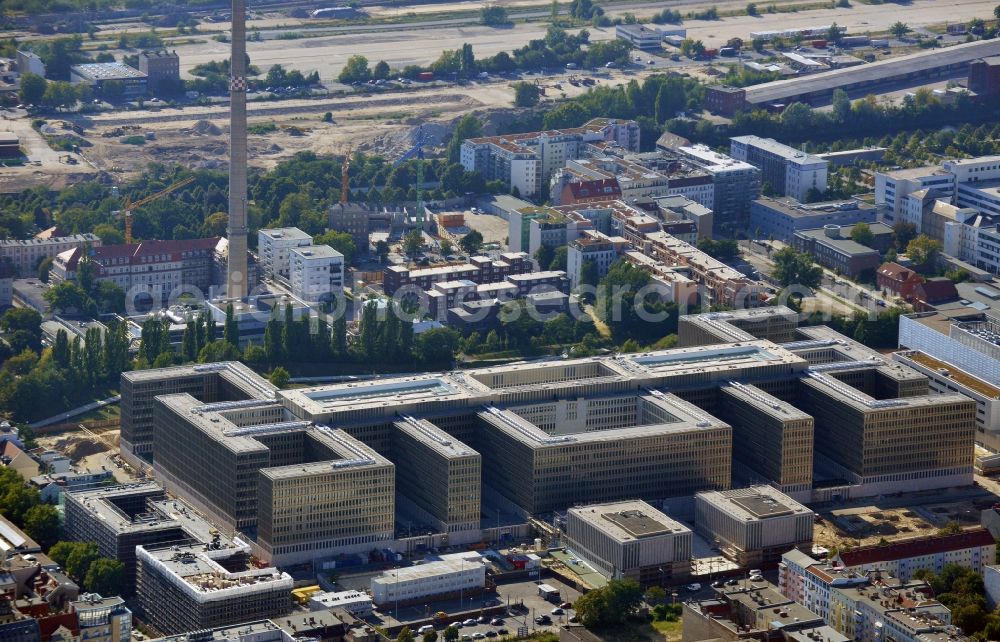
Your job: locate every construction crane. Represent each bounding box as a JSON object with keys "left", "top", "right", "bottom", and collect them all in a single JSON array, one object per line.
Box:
[
  {"left": 116, "top": 177, "right": 195, "bottom": 244},
  {"left": 393, "top": 126, "right": 427, "bottom": 224}
]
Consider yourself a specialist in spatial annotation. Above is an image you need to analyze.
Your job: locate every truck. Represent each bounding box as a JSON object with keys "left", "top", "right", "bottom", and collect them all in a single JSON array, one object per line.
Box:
[
  {"left": 418, "top": 71, "right": 434, "bottom": 81},
  {"left": 719, "top": 47, "right": 737, "bottom": 57},
  {"left": 538, "top": 584, "right": 560, "bottom": 602},
  {"left": 811, "top": 39, "right": 827, "bottom": 48},
  {"left": 870, "top": 39, "right": 890, "bottom": 48}
]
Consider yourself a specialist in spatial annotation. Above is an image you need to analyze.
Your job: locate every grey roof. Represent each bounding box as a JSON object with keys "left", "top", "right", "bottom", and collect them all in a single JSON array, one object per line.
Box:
[
  {"left": 71, "top": 62, "right": 147, "bottom": 81},
  {"left": 745, "top": 39, "right": 1000, "bottom": 104}
]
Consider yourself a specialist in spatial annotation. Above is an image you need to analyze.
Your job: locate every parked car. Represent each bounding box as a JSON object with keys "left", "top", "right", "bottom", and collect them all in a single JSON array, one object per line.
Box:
[
  {"left": 473, "top": 633, "right": 486, "bottom": 639},
  {"left": 497, "top": 630, "right": 509, "bottom": 636},
  {"left": 686, "top": 583, "right": 702, "bottom": 592},
  {"left": 490, "top": 619, "right": 504, "bottom": 626},
  {"left": 535, "top": 615, "right": 551, "bottom": 625},
  {"left": 478, "top": 616, "right": 490, "bottom": 624},
  {"left": 485, "top": 631, "right": 498, "bottom": 638},
  {"left": 463, "top": 619, "right": 478, "bottom": 626},
  {"left": 419, "top": 626, "right": 435, "bottom": 634},
  {"left": 551, "top": 608, "right": 564, "bottom": 616},
  {"left": 559, "top": 602, "right": 572, "bottom": 609}
]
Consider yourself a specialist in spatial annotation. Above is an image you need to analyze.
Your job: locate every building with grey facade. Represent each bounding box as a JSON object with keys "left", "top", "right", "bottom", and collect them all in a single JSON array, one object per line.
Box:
[
  {"left": 749, "top": 197, "right": 877, "bottom": 242},
  {"left": 694, "top": 486, "right": 813, "bottom": 565},
  {"left": 566, "top": 500, "right": 692, "bottom": 585}
]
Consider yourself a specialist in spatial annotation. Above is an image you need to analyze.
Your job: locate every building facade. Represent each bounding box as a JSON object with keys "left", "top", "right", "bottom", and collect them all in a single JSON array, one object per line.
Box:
[{"left": 731, "top": 137, "right": 829, "bottom": 203}]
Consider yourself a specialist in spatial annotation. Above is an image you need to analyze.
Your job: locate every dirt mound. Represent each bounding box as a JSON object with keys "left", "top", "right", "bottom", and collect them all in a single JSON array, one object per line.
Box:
[
  {"left": 52, "top": 435, "right": 109, "bottom": 462},
  {"left": 190, "top": 120, "right": 222, "bottom": 136}
]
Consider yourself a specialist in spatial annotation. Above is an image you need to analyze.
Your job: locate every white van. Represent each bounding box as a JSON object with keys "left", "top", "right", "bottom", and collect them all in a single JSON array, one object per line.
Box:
[{"left": 419, "top": 626, "right": 436, "bottom": 634}]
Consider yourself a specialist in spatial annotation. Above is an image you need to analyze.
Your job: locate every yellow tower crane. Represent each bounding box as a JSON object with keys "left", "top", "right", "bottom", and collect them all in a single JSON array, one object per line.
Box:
[{"left": 118, "top": 176, "right": 196, "bottom": 244}]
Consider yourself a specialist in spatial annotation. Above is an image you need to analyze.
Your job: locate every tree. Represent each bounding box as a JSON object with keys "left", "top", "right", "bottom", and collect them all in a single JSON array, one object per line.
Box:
[
  {"left": 224, "top": 302, "right": 239, "bottom": 347},
  {"left": 996, "top": 4, "right": 1000, "bottom": 21},
  {"left": 269, "top": 366, "right": 290, "bottom": 388},
  {"left": 550, "top": 246, "right": 568, "bottom": 271},
  {"left": 459, "top": 230, "right": 484, "bottom": 255},
  {"left": 772, "top": 247, "right": 822, "bottom": 289},
  {"left": 440, "top": 239, "right": 454, "bottom": 256},
  {"left": 2, "top": 308, "right": 42, "bottom": 350},
  {"left": 513, "top": 81, "right": 541, "bottom": 107},
  {"left": 43, "top": 281, "right": 94, "bottom": 315},
  {"left": 746, "top": 3, "right": 758, "bottom": 16},
  {"left": 197, "top": 339, "right": 240, "bottom": 363},
  {"left": 480, "top": 4, "right": 510, "bottom": 26},
  {"left": 414, "top": 327, "right": 459, "bottom": 364},
  {"left": 23, "top": 504, "right": 60, "bottom": 549},
  {"left": 101, "top": 79, "right": 125, "bottom": 102},
  {"left": 447, "top": 115, "right": 483, "bottom": 164},
  {"left": 422, "top": 631, "right": 439, "bottom": 642},
  {"left": 889, "top": 21, "right": 911, "bottom": 39},
  {"left": 373, "top": 60, "right": 391, "bottom": 80},
  {"left": 906, "top": 234, "right": 942, "bottom": 271},
  {"left": 84, "top": 558, "right": 125, "bottom": 596},
  {"left": 313, "top": 230, "right": 357, "bottom": 265},
  {"left": 397, "top": 626, "right": 415, "bottom": 642},
  {"left": 339, "top": 55, "right": 371, "bottom": 83},
  {"left": 893, "top": 221, "right": 918, "bottom": 252},
  {"left": 832, "top": 88, "right": 851, "bottom": 123},
  {"left": 850, "top": 222, "right": 875, "bottom": 248},
  {"left": 574, "top": 579, "right": 644, "bottom": 628},
  {"left": 19, "top": 72, "right": 47, "bottom": 106},
  {"left": 403, "top": 230, "right": 424, "bottom": 258},
  {"left": 443, "top": 626, "right": 459, "bottom": 642}
]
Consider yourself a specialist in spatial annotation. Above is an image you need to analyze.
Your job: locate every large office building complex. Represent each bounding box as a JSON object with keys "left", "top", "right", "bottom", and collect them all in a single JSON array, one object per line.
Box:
[
  {"left": 122, "top": 307, "right": 977, "bottom": 566},
  {"left": 731, "top": 137, "right": 829, "bottom": 203},
  {"left": 566, "top": 500, "right": 693, "bottom": 585}
]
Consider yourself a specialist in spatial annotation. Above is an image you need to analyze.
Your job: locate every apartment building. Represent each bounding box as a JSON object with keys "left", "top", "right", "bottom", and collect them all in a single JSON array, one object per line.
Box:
[
  {"left": 566, "top": 234, "right": 626, "bottom": 288},
  {"left": 566, "top": 500, "right": 693, "bottom": 585},
  {"left": 677, "top": 144, "right": 761, "bottom": 232},
  {"left": 289, "top": 244, "right": 345, "bottom": 303},
  {"left": 833, "top": 529, "right": 996, "bottom": 580},
  {"left": 135, "top": 542, "right": 292, "bottom": 636},
  {"left": 551, "top": 151, "right": 714, "bottom": 209},
  {"left": 644, "top": 231, "right": 764, "bottom": 308},
  {"left": 257, "top": 227, "right": 312, "bottom": 280},
  {"left": 731, "top": 137, "right": 829, "bottom": 202},
  {"left": 460, "top": 118, "right": 640, "bottom": 197},
  {"left": 875, "top": 165, "right": 957, "bottom": 225},
  {"left": 694, "top": 487, "right": 813, "bottom": 566},
  {"left": 383, "top": 253, "right": 530, "bottom": 296},
  {"left": 750, "top": 197, "right": 877, "bottom": 242},
  {"left": 0, "top": 233, "right": 100, "bottom": 276},
  {"left": 52, "top": 237, "right": 222, "bottom": 301}
]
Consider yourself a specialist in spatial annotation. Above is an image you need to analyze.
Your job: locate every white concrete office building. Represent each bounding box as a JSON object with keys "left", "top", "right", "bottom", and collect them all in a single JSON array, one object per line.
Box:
[{"left": 566, "top": 500, "right": 692, "bottom": 585}]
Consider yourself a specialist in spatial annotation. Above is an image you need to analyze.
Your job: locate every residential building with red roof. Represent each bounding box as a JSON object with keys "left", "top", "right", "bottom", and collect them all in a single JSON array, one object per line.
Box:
[
  {"left": 51, "top": 237, "right": 224, "bottom": 301},
  {"left": 877, "top": 262, "right": 924, "bottom": 300},
  {"left": 913, "top": 277, "right": 960, "bottom": 311},
  {"left": 831, "top": 528, "right": 995, "bottom": 581}
]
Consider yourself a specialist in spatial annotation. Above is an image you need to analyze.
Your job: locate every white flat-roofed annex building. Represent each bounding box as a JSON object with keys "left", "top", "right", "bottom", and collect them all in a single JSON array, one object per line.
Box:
[
  {"left": 695, "top": 486, "right": 814, "bottom": 566},
  {"left": 370, "top": 552, "right": 486, "bottom": 605},
  {"left": 307, "top": 590, "right": 373, "bottom": 616},
  {"left": 566, "top": 500, "right": 693, "bottom": 585}
]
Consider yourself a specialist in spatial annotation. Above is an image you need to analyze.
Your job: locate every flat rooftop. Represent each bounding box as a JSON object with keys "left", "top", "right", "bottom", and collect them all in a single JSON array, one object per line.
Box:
[
  {"left": 698, "top": 486, "right": 809, "bottom": 520},
  {"left": 570, "top": 500, "right": 689, "bottom": 541},
  {"left": 290, "top": 244, "right": 344, "bottom": 260},
  {"left": 754, "top": 196, "right": 875, "bottom": 218},
  {"left": 732, "top": 136, "right": 827, "bottom": 166},
  {"left": 895, "top": 350, "right": 1000, "bottom": 399},
  {"left": 123, "top": 361, "right": 277, "bottom": 399},
  {"left": 394, "top": 416, "right": 478, "bottom": 459},
  {"left": 71, "top": 62, "right": 147, "bottom": 81},
  {"left": 140, "top": 543, "right": 291, "bottom": 595},
  {"left": 260, "top": 227, "right": 312, "bottom": 241}
]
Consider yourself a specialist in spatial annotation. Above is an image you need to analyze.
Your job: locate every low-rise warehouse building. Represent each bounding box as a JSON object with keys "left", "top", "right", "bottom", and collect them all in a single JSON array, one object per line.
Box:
[
  {"left": 566, "top": 500, "right": 692, "bottom": 585},
  {"left": 694, "top": 486, "right": 814, "bottom": 566}
]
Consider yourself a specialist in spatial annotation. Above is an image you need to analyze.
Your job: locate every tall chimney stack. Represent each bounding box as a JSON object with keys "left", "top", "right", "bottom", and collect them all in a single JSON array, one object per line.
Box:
[{"left": 227, "top": 0, "right": 249, "bottom": 300}]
